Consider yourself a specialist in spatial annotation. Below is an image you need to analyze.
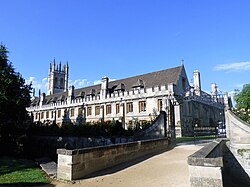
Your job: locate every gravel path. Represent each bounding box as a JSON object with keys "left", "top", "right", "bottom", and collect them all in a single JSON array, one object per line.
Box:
[{"left": 47, "top": 143, "right": 203, "bottom": 187}]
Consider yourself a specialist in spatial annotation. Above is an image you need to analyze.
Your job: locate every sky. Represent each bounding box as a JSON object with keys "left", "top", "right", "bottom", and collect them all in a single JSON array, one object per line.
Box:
[{"left": 1, "top": 0, "right": 250, "bottom": 98}]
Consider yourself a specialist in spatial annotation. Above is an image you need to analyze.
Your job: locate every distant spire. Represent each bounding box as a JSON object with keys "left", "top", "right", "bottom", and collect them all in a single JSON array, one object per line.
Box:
[
  {"left": 181, "top": 59, "right": 184, "bottom": 65},
  {"left": 59, "top": 61, "right": 61, "bottom": 72}
]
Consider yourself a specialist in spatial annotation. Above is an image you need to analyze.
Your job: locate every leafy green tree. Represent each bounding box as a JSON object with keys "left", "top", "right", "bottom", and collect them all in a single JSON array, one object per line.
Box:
[
  {"left": 234, "top": 84, "right": 250, "bottom": 110},
  {"left": 234, "top": 84, "right": 250, "bottom": 123},
  {"left": 0, "top": 44, "right": 32, "bottom": 154}
]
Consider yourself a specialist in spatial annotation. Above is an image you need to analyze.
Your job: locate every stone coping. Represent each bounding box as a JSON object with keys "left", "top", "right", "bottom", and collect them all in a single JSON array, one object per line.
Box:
[
  {"left": 57, "top": 137, "right": 169, "bottom": 156},
  {"left": 187, "top": 139, "right": 226, "bottom": 167},
  {"left": 228, "top": 110, "right": 250, "bottom": 128}
]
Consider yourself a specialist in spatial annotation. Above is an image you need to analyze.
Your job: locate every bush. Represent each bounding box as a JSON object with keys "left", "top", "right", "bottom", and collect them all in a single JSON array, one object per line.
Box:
[
  {"left": 27, "top": 120, "right": 132, "bottom": 137},
  {"left": 232, "top": 108, "right": 250, "bottom": 124}
]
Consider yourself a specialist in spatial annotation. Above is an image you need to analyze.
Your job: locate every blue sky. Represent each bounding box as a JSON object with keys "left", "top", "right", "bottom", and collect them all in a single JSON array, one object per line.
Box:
[{"left": 1, "top": 0, "right": 250, "bottom": 97}]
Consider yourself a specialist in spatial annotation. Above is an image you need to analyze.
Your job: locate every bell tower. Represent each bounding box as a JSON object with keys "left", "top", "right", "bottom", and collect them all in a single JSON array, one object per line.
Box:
[{"left": 47, "top": 59, "right": 69, "bottom": 95}]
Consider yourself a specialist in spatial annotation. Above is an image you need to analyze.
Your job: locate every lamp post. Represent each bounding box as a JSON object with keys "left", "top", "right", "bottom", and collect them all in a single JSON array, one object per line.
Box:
[
  {"left": 54, "top": 107, "right": 57, "bottom": 125},
  {"left": 194, "top": 123, "right": 198, "bottom": 144},
  {"left": 120, "top": 98, "right": 126, "bottom": 129}
]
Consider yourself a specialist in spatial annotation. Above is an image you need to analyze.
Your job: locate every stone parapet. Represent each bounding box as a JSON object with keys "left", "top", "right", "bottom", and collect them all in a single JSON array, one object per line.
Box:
[
  {"left": 187, "top": 139, "right": 226, "bottom": 187},
  {"left": 57, "top": 138, "right": 170, "bottom": 181},
  {"left": 226, "top": 110, "right": 250, "bottom": 177}
]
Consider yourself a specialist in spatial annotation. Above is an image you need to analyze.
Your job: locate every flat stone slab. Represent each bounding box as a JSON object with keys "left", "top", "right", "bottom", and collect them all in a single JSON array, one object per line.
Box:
[{"left": 35, "top": 157, "right": 57, "bottom": 177}]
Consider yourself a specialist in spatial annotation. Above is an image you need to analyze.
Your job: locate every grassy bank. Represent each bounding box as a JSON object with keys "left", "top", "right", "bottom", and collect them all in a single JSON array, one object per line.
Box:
[{"left": 0, "top": 157, "right": 49, "bottom": 186}]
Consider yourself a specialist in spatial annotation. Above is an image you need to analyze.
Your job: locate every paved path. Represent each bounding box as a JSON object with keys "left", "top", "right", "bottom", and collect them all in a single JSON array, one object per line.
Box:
[{"left": 48, "top": 143, "right": 204, "bottom": 187}]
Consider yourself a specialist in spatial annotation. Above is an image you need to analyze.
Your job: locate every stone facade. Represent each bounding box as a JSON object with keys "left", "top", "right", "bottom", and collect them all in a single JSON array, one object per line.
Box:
[{"left": 27, "top": 63, "right": 228, "bottom": 137}]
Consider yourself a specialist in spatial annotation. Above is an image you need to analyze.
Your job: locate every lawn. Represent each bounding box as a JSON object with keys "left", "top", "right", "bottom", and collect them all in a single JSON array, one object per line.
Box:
[{"left": 0, "top": 157, "right": 49, "bottom": 186}]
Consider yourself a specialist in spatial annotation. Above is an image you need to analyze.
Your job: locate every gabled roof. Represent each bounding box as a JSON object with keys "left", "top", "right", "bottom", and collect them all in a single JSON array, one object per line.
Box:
[{"left": 41, "top": 65, "right": 185, "bottom": 102}]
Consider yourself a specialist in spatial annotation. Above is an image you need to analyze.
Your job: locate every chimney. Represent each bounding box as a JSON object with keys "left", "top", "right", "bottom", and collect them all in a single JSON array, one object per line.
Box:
[
  {"left": 68, "top": 85, "right": 74, "bottom": 102},
  {"left": 223, "top": 92, "right": 229, "bottom": 108},
  {"left": 193, "top": 70, "right": 201, "bottom": 96},
  {"left": 211, "top": 83, "right": 218, "bottom": 101},
  {"left": 40, "top": 92, "right": 46, "bottom": 107},
  {"left": 101, "top": 76, "right": 109, "bottom": 99}
]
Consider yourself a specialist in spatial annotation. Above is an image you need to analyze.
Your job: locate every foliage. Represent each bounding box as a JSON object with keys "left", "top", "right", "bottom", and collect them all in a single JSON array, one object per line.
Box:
[
  {"left": 0, "top": 44, "right": 32, "bottom": 155},
  {"left": 28, "top": 120, "right": 132, "bottom": 137},
  {"left": 232, "top": 108, "right": 250, "bottom": 124},
  {"left": 0, "top": 157, "right": 49, "bottom": 185},
  {"left": 234, "top": 84, "right": 250, "bottom": 110},
  {"left": 233, "top": 84, "right": 250, "bottom": 123}
]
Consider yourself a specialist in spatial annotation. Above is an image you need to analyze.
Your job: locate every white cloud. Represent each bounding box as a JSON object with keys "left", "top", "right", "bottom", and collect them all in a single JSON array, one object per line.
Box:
[
  {"left": 235, "top": 83, "right": 245, "bottom": 89},
  {"left": 69, "top": 79, "right": 91, "bottom": 88},
  {"left": 94, "top": 78, "right": 116, "bottom": 85},
  {"left": 93, "top": 80, "right": 102, "bottom": 85},
  {"left": 26, "top": 77, "right": 48, "bottom": 95},
  {"left": 214, "top": 62, "right": 250, "bottom": 72}
]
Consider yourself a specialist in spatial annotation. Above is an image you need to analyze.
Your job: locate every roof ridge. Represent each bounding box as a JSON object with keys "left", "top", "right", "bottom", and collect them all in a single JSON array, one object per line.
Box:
[
  {"left": 109, "top": 65, "right": 183, "bottom": 84},
  {"left": 45, "top": 65, "right": 184, "bottom": 97}
]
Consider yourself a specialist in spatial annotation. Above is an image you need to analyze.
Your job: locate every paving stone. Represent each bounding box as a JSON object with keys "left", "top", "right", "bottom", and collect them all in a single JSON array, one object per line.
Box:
[{"left": 35, "top": 157, "right": 57, "bottom": 177}]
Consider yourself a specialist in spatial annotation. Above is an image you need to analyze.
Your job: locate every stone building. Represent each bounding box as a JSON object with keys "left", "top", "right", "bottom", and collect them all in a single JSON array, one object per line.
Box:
[{"left": 27, "top": 60, "right": 230, "bottom": 136}]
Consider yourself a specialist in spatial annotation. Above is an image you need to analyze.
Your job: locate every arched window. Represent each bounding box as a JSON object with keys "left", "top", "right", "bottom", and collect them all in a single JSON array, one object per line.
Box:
[
  {"left": 60, "top": 78, "right": 64, "bottom": 88},
  {"left": 55, "top": 77, "right": 58, "bottom": 88}
]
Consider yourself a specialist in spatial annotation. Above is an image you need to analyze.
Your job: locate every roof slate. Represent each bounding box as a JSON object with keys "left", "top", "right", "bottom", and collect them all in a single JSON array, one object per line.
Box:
[{"left": 41, "top": 65, "right": 184, "bottom": 102}]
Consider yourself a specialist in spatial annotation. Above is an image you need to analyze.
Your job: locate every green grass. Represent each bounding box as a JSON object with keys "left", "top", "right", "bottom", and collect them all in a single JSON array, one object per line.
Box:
[
  {"left": 0, "top": 157, "right": 49, "bottom": 186},
  {"left": 176, "top": 135, "right": 216, "bottom": 143}
]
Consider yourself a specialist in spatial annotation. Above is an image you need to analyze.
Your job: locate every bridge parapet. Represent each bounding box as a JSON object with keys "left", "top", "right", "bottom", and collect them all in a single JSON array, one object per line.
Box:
[
  {"left": 188, "top": 139, "right": 226, "bottom": 187},
  {"left": 226, "top": 110, "right": 250, "bottom": 177}
]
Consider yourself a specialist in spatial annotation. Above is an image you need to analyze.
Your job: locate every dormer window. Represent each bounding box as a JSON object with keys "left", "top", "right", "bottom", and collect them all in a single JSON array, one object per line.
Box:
[
  {"left": 132, "top": 79, "right": 144, "bottom": 89},
  {"left": 87, "top": 89, "right": 96, "bottom": 96},
  {"left": 114, "top": 83, "right": 125, "bottom": 92}
]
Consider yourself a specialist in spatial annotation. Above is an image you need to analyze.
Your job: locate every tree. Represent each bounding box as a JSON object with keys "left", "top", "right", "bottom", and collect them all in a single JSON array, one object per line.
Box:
[
  {"left": 234, "top": 84, "right": 250, "bottom": 123},
  {"left": 0, "top": 44, "right": 32, "bottom": 154},
  {"left": 234, "top": 84, "right": 250, "bottom": 110}
]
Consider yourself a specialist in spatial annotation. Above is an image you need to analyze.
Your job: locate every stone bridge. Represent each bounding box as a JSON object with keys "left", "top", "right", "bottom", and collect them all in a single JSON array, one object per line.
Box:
[{"left": 188, "top": 109, "right": 250, "bottom": 187}]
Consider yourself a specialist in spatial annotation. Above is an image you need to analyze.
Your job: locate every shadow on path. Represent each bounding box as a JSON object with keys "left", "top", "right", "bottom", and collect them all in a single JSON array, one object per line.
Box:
[
  {"left": 79, "top": 146, "right": 174, "bottom": 180},
  {"left": 223, "top": 145, "right": 250, "bottom": 187}
]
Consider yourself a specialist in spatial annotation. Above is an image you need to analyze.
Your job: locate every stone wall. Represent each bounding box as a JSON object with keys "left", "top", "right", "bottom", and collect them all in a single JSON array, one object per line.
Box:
[
  {"left": 187, "top": 139, "right": 225, "bottom": 187},
  {"left": 225, "top": 110, "right": 250, "bottom": 177},
  {"left": 57, "top": 138, "right": 169, "bottom": 180}
]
